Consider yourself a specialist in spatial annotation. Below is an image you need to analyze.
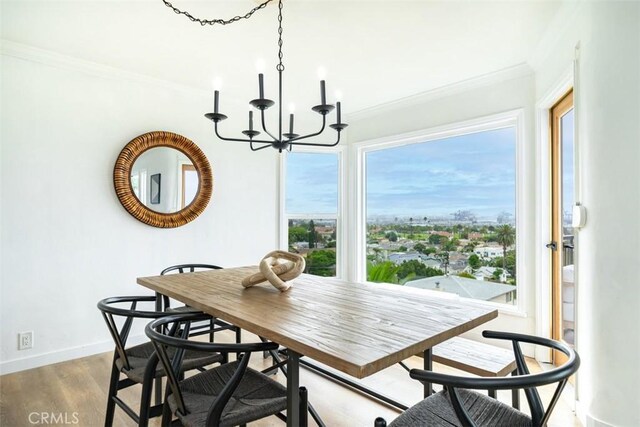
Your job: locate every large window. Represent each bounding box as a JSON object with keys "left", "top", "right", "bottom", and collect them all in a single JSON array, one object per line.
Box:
[
  {"left": 285, "top": 152, "right": 340, "bottom": 277},
  {"left": 364, "top": 126, "right": 518, "bottom": 306}
]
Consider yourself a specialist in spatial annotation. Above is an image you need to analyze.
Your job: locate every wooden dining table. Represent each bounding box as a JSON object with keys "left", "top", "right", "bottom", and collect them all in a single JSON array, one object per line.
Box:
[{"left": 137, "top": 266, "right": 498, "bottom": 426}]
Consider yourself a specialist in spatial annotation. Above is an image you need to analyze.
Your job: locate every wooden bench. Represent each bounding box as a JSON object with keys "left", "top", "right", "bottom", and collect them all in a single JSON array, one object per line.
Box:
[{"left": 431, "top": 336, "right": 520, "bottom": 408}]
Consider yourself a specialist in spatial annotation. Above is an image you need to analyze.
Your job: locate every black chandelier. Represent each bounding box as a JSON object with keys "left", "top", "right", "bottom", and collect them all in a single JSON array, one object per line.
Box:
[{"left": 163, "top": 0, "right": 348, "bottom": 152}]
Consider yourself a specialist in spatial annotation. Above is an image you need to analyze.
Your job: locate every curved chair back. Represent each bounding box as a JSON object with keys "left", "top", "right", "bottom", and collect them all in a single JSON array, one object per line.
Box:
[
  {"left": 97, "top": 296, "right": 167, "bottom": 371},
  {"left": 145, "top": 312, "right": 278, "bottom": 426},
  {"left": 408, "top": 331, "right": 580, "bottom": 427},
  {"left": 160, "top": 263, "right": 223, "bottom": 275},
  {"left": 159, "top": 263, "right": 223, "bottom": 310}
]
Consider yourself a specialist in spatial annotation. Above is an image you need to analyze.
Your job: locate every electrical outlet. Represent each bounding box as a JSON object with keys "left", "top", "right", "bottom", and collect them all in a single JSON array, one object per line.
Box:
[{"left": 18, "top": 331, "right": 33, "bottom": 350}]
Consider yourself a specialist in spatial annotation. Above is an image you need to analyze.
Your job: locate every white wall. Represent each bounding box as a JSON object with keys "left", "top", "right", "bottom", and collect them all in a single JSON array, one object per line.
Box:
[
  {"left": 0, "top": 46, "right": 280, "bottom": 374},
  {"left": 533, "top": 2, "right": 640, "bottom": 426},
  {"left": 347, "top": 68, "right": 538, "bottom": 345}
]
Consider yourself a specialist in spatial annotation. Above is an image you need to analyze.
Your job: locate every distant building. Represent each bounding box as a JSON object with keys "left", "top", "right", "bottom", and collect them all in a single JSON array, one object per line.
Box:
[
  {"left": 465, "top": 266, "right": 511, "bottom": 282},
  {"left": 405, "top": 275, "right": 515, "bottom": 304},
  {"left": 468, "top": 232, "right": 483, "bottom": 240},
  {"left": 315, "top": 226, "right": 334, "bottom": 239},
  {"left": 447, "top": 252, "right": 469, "bottom": 273},
  {"left": 473, "top": 245, "right": 503, "bottom": 260},
  {"left": 389, "top": 252, "right": 429, "bottom": 265}
]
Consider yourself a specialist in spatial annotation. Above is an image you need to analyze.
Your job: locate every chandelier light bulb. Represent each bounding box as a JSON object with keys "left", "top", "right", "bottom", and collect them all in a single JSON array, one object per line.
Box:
[
  {"left": 335, "top": 90, "right": 343, "bottom": 102},
  {"left": 212, "top": 77, "right": 223, "bottom": 90},
  {"left": 256, "top": 58, "right": 266, "bottom": 73},
  {"left": 289, "top": 103, "right": 296, "bottom": 113}
]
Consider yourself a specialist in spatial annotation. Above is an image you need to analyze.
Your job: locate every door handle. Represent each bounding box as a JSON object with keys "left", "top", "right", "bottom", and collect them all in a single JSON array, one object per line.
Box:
[{"left": 546, "top": 241, "right": 558, "bottom": 251}]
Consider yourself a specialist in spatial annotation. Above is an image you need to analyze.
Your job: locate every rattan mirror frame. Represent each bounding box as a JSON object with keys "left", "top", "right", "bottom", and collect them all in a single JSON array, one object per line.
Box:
[{"left": 114, "top": 131, "right": 213, "bottom": 228}]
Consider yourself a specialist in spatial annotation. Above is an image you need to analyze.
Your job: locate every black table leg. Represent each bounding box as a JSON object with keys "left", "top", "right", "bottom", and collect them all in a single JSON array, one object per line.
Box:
[
  {"left": 286, "top": 350, "right": 300, "bottom": 427},
  {"left": 154, "top": 292, "right": 163, "bottom": 406},
  {"left": 424, "top": 348, "right": 433, "bottom": 398}
]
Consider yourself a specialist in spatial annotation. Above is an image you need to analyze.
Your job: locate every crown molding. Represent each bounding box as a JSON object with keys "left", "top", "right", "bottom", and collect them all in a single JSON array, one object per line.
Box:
[
  {"left": 0, "top": 39, "right": 208, "bottom": 96},
  {"left": 346, "top": 63, "right": 533, "bottom": 122}
]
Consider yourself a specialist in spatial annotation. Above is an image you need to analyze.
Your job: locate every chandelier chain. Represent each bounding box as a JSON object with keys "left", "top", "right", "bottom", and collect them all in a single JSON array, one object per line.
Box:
[
  {"left": 161, "top": 0, "right": 273, "bottom": 26},
  {"left": 276, "top": 0, "right": 284, "bottom": 71}
]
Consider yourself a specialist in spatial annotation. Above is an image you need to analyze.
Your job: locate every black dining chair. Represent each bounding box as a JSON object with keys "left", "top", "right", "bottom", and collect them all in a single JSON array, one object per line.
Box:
[
  {"left": 146, "top": 312, "right": 309, "bottom": 427},
  {"left": 160, "top": 264, "right": 242, "bottom": 344},
  {"left": 374, "top": 331, "right": 580, "bottom": 427},
  {"left": 98, "top": 296, "right": 225, "bottom": 427}
]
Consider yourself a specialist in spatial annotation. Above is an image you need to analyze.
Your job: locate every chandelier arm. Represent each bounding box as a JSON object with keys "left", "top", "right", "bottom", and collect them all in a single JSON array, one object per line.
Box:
[
  {"left": 287, "top": 115, "right": 327, "bottom": 143},
  {"left": 214, "top": 123, "right": 274, "bottom": 144},
  {"left": 290, "top": 132, "right": 341, "bottom": 148},
  {"left": 259, "top": 109, "right": 279, "bottom": 141},
  {"left": 250, "top": 141, "right": 274, "bottom": 151}
]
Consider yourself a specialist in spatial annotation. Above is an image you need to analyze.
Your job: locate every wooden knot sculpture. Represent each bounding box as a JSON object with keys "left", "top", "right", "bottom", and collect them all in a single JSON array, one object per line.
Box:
[{"left": 241, "top": 250, "right": 305, "bottom": 292}]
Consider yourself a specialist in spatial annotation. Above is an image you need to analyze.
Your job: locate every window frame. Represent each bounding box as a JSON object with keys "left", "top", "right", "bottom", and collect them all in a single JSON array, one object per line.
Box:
[
  {"left": 351, "top": 110, "right": 527, "bottom": 315},
  {"left": 279, "top": 146, "right": 346, "bottom": 279}
]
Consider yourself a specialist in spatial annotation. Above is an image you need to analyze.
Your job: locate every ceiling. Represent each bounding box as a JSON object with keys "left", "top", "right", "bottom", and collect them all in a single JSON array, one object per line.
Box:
[{"left": 2, "top": 0, "right": 561, "bottom": 124}]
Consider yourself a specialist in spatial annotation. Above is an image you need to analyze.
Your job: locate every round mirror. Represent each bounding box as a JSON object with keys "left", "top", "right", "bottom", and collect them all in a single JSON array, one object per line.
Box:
[
  {"left": 130, "top": 147, "right": 200, "bottom": 213},
  {"left": 114, "top": 131, "right": 213, "bottom": 228}
]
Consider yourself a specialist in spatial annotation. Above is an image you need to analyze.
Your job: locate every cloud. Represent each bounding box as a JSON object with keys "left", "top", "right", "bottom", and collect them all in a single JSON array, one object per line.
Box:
[{"left": 285, "top": 127, "right": 517, "bottom": 220}]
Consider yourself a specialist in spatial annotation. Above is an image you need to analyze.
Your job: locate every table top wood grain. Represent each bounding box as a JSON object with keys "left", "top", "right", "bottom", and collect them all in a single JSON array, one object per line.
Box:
[{"left": 137, "top": 266, "right": 498, "bottom": 378}]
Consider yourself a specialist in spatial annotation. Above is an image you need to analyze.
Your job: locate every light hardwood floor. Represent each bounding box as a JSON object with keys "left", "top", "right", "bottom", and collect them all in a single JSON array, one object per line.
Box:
[{"left": 0, "top": 330, "right": 581, "bottom": 427}]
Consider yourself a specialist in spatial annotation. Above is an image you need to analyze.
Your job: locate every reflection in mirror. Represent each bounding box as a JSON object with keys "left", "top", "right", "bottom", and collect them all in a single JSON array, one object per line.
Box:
[{"left": 131, "top": 147, "right": 199, "bottom": 214}]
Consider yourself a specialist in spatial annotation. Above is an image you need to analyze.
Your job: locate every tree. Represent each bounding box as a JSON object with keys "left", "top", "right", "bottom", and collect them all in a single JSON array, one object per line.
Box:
[
  {"left": 306, "top": 249, "right": 336, "bottom": 277},
  {"left": 468, "top": 253, "right": 481, "bottom": 271},
  {"left": 398, "top": 246, "right": 408, "bottom": 252},
  {"left": 437, "top": 251, "right": 450, "bottom": 274},
  {"left": 409, "top": 217, "right": 414, "bottom": 237},
  {"left": 414, "top": 242, "right": 427, "bottom": 254},
  {"left": 424, "top": 266, "right": 444, "bottom": 277},
  {"left": 441, "top": 238, "right": 457, "bottom": 253},
  {"left": 463, "top": 241, "right": 478, "bottom": 253},
  {"left": 495, "top": 224, "right": 515, "bottom": 270},
  {"left": 367, "top": 261, "right": 399, "bottom": 284},
  {"left": 397, "top": 260, "right": 426, "bottom": 280},
  {"left": 457, "top": 272, "right": 476, "bottom": 279},
  {"left": 397, "top": 260, "right": 443, "bottom": 281},
  {"left": 428, "top": 234, "right": 443, "bottom": 245},
  {"left": 491, "top": 250, "right": 516, "bottom": 277},
  {"left": 492, "top": 268, "right": 504, "bottom": 282},
  {"left": 308, "top": 220, "right": 318, "bottom": 249},
  {"left": 386, "top": 231, "right": 398, "bottom": 242},
  {"left": 288, "top": 226, "right": 308, "bottom": 243}
]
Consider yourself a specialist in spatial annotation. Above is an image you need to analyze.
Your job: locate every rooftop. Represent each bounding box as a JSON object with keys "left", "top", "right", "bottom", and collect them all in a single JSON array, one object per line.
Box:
[{"left": 405, "top": 275, "right": 514, "bottom": 301}]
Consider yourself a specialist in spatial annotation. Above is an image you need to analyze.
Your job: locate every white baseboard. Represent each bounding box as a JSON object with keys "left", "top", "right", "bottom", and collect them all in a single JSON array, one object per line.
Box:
[
  {"left": 0, "top": 335, "right": 146, "bottom": 375},
  {"left": 576, "top": 401, "right": 618, "bottom": 427},
  {"left": 585, "top": 414, "right": 616, "bottom": 427}
]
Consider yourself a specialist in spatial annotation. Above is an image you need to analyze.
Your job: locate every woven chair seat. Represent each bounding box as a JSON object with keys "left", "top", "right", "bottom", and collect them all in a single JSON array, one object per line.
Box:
[
  {"left": 168, "top": 360, "right": 287, "bottom": 427},
  {"left": 116, "top": 342, "right": 223, "bottom": 383},
  {"left": 390, "top": 388, "right": 532, "bottom": 427}
]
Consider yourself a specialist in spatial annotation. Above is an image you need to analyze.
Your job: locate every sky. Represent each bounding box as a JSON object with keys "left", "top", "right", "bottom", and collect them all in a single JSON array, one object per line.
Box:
[{"left": 286, "top": 126, "right": 517, "bottom": 220}]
